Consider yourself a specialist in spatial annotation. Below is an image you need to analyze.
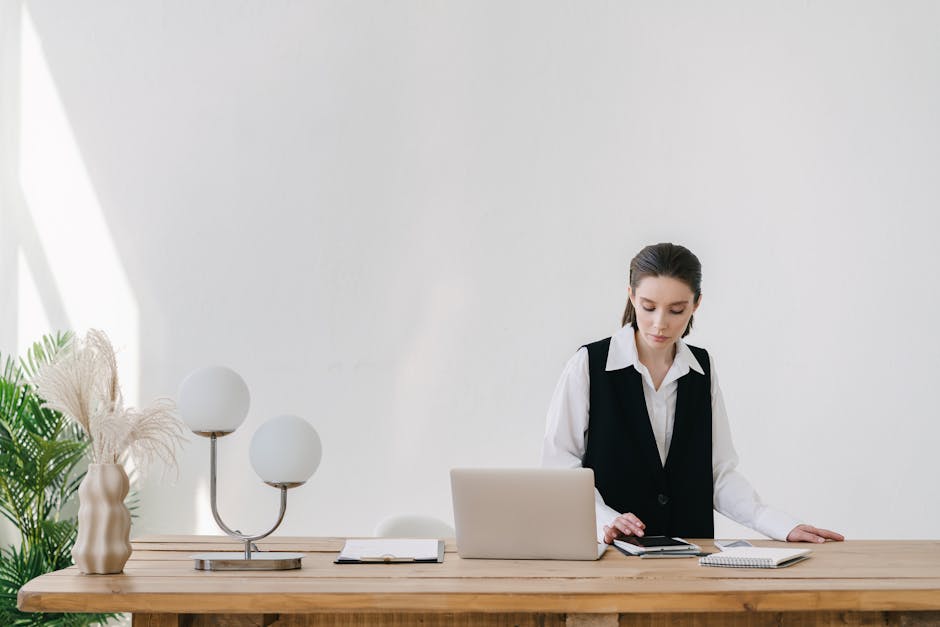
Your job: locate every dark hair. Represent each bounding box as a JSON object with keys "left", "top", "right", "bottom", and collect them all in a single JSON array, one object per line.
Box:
[{"left": 621, "top": 243, "right": 702, "bottom": 338}]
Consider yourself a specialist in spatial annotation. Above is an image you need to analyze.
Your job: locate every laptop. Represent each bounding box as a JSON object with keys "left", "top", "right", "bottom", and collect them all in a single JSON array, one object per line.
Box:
[{"left": 450, "top": 468, "right": 607, "bottom": 560}]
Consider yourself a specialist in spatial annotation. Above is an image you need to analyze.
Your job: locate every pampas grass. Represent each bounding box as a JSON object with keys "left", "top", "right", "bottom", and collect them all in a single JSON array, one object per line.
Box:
[{"left": 31, "top": 329, "right": 185, "bottom": 474}]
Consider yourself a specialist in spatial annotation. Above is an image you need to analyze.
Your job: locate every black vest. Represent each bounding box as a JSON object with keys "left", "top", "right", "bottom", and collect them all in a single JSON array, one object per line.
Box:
[{"left": 582, "top": 337, "right": 715, "bottom": 538}]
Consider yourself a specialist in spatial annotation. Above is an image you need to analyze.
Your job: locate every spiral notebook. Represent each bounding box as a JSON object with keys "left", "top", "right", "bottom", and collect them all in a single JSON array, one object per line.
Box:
[{"left": 699, "top": 547, "right": 812, "bottom": 569}]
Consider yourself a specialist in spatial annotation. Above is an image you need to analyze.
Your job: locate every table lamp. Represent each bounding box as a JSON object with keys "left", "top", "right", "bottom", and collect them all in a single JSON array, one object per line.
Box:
[{"left": 177, "top": 366, "right": 322, "bottom": 571}]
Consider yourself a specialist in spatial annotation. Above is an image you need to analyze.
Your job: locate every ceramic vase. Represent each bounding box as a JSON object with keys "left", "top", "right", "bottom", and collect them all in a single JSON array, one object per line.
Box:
[{"left": 72, "top": 463, "right": 132, "bottom": 574}]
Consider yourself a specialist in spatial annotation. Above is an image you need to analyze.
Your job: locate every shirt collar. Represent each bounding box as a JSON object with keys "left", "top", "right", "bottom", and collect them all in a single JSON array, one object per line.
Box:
[{"left": 605, "top": 325, "right": 704, "bottom": 375}]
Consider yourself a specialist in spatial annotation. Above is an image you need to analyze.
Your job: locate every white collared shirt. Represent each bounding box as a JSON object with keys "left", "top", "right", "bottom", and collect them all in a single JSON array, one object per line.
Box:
[{"left": 540, "top": 325, "right": 801, "bottom": 541}]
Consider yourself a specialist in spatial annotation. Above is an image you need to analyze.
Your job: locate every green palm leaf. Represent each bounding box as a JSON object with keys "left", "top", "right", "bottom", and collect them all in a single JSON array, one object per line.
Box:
[
  {"left": 0, "top": 544, "right": 116, "bottom": 626},
  {"left": 0, "top": 334, "right": 119, "bottom": 625}
]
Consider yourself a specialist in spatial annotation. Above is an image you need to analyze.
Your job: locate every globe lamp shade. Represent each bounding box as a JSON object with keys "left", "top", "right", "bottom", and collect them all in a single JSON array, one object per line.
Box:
[
  {"left": 249, "top": 415, "right": 322, "bottom": 486},
  {"left": 177, "top": 366, "right": 250, "bottom": 434}
]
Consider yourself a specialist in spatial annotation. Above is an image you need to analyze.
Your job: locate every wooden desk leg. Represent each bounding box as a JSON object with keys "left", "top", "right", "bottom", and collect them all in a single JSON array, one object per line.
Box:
[
  {"left": 133, "top": 615, "right": 180, "bottom": 627},
  {"left": 133, "top": 615, "right": 280, "bottom": 626},
  {"left": 566, "top": 614, "right": 618, "bottom": 627}
]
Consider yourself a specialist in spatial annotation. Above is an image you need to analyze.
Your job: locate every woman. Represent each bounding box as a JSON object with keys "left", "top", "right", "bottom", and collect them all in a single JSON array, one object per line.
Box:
[{"left": 541, "top": 243, "right": 843, "bottom": 545}]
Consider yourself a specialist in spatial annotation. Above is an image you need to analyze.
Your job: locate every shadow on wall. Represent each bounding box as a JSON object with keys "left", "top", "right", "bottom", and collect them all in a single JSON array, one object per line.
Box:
[{"left": 0, "top": 2, "right": 204, "bottom": 538}]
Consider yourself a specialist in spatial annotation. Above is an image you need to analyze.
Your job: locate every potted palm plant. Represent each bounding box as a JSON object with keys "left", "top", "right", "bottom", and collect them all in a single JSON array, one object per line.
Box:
[{"left": 0, "top": 333, "right": 115, "bottom": 625}]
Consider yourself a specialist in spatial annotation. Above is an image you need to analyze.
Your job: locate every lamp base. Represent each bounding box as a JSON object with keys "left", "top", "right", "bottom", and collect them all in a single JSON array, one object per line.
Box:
[{"left": 191, "top": 551, "right": 304, "bottom": 571}]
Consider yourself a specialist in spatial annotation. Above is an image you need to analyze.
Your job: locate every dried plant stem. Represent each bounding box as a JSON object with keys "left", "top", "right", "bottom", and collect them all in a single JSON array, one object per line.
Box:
[{"left": 31, "top": 329, "right": 185, "bottom": 475}]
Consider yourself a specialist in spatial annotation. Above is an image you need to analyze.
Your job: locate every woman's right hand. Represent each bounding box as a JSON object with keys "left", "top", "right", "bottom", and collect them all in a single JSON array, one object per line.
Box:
[{"left": 602, "top": 513, "right": 646, "bottom": 544}]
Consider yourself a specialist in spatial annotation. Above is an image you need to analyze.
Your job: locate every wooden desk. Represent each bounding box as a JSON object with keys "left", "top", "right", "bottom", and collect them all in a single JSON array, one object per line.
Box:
[{"left": 18, "top": 536, "right": 940, "bottom": 626}]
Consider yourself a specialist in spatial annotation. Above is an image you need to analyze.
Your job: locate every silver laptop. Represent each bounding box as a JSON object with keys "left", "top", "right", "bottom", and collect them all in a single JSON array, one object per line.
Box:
[{"left": 450, "top": 468, "right": 607, "bottom": 560}]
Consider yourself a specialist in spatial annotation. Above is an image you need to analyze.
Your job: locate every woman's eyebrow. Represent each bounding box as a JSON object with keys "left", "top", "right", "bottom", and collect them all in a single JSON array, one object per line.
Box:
[{"left": 639, "top": 297, "right": 689, "bottom": 307}]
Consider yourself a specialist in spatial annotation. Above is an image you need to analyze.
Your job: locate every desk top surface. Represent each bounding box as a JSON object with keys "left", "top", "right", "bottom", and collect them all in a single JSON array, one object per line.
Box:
[{"left": 18, "top": 536, "right": 940, "bottom": 614}]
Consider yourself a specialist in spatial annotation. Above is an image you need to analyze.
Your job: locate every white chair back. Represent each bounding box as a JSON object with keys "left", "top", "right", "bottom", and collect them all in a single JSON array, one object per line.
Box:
[{"left": 374, "top": 515, "right": 454, "bottom": 538}]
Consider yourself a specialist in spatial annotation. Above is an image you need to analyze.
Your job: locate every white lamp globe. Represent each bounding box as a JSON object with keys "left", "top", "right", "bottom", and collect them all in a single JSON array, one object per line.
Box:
[
  {"left": 249, "top": 415, "right": 322, "bottom": 486},
  {"left": 177, "top": 366, "right": 250, "bottom": 434}
]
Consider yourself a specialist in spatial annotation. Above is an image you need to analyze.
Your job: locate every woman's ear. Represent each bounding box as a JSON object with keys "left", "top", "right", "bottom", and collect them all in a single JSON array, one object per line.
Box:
[
  {"left": 693, "top": 293, "right": 703, "bottom": 313},
  {"left": 626, "top": 286, "right": 634, "bottom": 305}
]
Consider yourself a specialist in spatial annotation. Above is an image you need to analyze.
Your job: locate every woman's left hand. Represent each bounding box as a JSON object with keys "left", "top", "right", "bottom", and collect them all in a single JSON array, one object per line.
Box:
[{"left": 786, "top": 524, "right": 844, "bottom": 543}]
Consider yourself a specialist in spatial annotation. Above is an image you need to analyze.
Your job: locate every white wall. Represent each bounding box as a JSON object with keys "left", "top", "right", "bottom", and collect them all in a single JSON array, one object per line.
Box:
[{"left": 1, "top": 0, "right": 939, "bottom": 543}]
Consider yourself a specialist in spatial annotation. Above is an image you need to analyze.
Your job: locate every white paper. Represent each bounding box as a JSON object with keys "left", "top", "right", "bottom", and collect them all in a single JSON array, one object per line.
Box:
[{"left": 338, "top": 538, "right": 440, "bottom": 561}]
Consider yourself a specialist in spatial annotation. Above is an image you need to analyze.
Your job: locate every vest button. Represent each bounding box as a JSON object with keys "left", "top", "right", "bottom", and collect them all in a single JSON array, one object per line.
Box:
[{"left": 657, "top": 493, "right": 669, "bottom": 505}]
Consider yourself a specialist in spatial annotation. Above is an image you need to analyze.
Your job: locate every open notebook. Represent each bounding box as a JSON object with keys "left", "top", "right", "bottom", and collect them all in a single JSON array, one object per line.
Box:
[{"left": 699, "top": 547, "right": 812, "bottom": 569}]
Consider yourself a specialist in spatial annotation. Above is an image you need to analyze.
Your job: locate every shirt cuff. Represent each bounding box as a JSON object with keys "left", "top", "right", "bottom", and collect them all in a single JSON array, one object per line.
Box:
[
  {"left": 595, "top": 502, "right": 620, "bottom": 543},
  {"left": 753, "top": 507, "right": 803, "bottom": 541}
]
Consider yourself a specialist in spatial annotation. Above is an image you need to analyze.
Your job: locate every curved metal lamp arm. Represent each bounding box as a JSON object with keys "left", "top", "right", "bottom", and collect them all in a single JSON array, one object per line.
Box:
[{"left": 209, "top": 435, "right": 290, "bottom": 558}]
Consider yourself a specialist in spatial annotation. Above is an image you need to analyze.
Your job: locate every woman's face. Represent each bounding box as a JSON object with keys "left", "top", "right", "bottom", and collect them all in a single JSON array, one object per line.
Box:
[{"left": 629, "top": 276, "right": 700, "bottom": 353}]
